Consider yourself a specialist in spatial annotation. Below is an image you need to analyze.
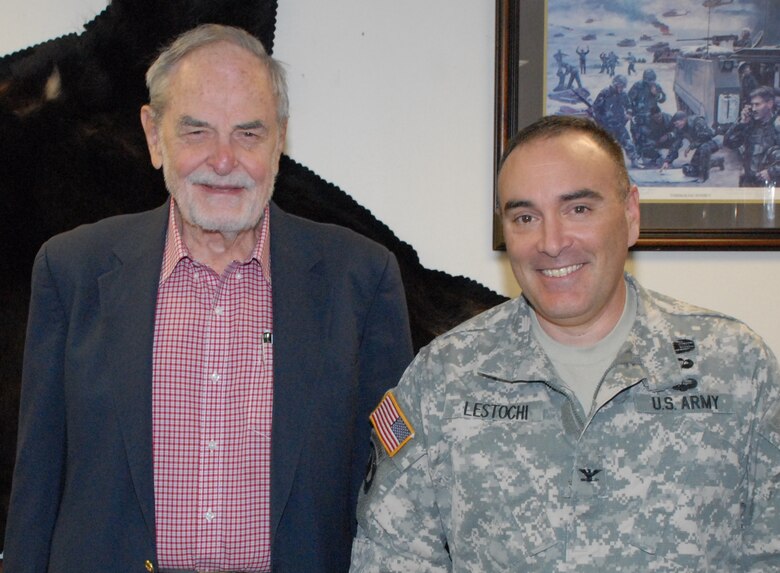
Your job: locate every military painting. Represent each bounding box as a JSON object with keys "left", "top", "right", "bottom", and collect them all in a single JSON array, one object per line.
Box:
[{"left": 537, "top": 0, "right": 780, "bottom": 242}]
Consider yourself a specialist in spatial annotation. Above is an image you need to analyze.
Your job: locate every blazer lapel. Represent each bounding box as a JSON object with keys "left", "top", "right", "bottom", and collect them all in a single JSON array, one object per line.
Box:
[
  {"left": 99, "top": 203, "right": 168, "bottom": 540},
  {"left": 268, "top": 203, "right": 331, "bottom": 539}
]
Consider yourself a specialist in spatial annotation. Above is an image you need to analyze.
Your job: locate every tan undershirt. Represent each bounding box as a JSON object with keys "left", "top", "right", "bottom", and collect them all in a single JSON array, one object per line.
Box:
[{"left": 531, "top": 280, "right": 637, "bottom": 414}]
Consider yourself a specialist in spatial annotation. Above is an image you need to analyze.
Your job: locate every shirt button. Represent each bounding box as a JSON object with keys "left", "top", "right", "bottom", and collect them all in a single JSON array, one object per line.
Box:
[
  {"left": 236, "top": 271, "right": 243, "bottom": 280},
  {"left": 210, "top": 372, "right": 221, "bottom": 383},
  {"left": 207, "top": 440, "right": 218, "bottom": 451},
  {"left": 214, "top": 306, "right": 224, "bottom": 316},
  {"left": 205, "top": 510, "right": 215, "bottom": 522}
]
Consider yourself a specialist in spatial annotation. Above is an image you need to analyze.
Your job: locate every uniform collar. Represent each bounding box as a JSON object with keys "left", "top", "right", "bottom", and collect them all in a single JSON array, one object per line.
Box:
[{"left": 478, "top": 274, "right": 684, "bottom": 393}]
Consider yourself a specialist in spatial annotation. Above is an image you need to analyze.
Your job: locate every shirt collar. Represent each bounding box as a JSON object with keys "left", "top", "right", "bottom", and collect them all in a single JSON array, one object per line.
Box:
[
  {"left": 159, "top": 200, "right": 272, "bottom": 285},
  {"left": 478, "top": 274, "right": 678, "bottom": 387}
]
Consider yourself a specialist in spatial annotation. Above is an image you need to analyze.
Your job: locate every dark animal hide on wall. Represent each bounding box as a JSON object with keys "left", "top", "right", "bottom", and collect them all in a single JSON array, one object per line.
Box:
[{"left": 0, "top": 0, "right": 507, "bottom": 542}]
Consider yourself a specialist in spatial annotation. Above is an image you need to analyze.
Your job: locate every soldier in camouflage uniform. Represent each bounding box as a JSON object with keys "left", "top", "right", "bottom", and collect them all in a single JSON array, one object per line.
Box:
[
  {"left": 350, "top": 116, "right": 780, "bottom": 572},
  {"left": 628, "top": 69, "right": 667, "bottom": 159},
  {"left": 738, "top": 63, "right": 760, "bottom": 111},
  {"left": 662, "top": 112, "right": 720, "bottom": 183},
  {"left": 576, "top": 45, "right": 589, "bottom": 75},
  {"left": 592, "top": 75, "right": 641, "bottom": 167},
  {"left": 724, "top": 86, "right": 780, "bottom": 187},
  {"left": 639, "top": 106, "right": 676, "bottom": 167}
]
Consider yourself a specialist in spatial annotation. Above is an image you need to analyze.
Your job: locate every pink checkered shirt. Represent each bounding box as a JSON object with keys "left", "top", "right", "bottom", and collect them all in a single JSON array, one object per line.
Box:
[{"left": 152, "top": 201, "right": 273, "bottom": 572}]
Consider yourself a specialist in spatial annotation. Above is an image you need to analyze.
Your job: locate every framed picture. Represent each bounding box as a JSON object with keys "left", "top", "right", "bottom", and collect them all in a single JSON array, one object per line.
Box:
[{"left": 494, "top": 0, "right": 780, "bottom": 249}]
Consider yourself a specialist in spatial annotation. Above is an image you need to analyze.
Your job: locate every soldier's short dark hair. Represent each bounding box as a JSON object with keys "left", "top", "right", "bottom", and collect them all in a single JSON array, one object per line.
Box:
[
  {"left": 498, "top": 115, "right": 630, "bottom": 201},
  {"left": 750, "top": 86, "right": 775, "bottom": 103}
]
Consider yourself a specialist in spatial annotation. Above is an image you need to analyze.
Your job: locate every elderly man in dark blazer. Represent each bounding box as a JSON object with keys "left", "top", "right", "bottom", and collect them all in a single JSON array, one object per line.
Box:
[{"left": 3, "top": 24, "right": 413, "bottom": 573}]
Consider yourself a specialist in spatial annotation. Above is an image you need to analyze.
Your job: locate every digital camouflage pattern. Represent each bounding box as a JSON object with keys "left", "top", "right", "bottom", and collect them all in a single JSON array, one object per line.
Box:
[{"left": 350, "top": 275, "right": 780, "bottom": 572}]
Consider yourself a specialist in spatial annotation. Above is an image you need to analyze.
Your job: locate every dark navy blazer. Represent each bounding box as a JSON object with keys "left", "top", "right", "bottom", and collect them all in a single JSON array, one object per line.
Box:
[{"left": 4, "top": 200, "right": 413, "bottom": 572}]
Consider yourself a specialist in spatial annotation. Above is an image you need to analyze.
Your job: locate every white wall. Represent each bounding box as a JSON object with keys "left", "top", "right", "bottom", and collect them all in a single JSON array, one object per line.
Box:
[{"left": 3, "top": 0, "right": 780, "bottom": 354}]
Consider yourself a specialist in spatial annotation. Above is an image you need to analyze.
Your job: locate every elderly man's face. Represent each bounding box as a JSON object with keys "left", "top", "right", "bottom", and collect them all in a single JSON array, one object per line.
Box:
[
  {"left": 498, "top": 132, "right": 640, "bottom": 342},
  {"left": 141, "top": 41, "right": 285, "bottom": 237}
]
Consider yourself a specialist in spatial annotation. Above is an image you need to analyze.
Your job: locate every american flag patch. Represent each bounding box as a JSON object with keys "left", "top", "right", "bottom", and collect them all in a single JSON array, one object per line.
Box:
[{"left": 370, "top": 391, "right": 414, "bottom": 457}]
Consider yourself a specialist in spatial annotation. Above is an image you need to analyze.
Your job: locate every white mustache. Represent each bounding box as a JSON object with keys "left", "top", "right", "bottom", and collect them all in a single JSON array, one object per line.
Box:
[{"left": 188, "top": 171, "right": 256, "bottom": 189}]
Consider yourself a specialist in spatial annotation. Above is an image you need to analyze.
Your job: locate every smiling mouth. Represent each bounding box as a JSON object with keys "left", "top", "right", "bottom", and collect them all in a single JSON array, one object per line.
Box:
[
  {"left": 199, "top": 184, "right": 245, "bottom": 194},
  {"left": 189, "top": 172, "right": 255, "bottom": 192},
  {"left": 540, "top": 264, "right": 583, "bottom": 278}
]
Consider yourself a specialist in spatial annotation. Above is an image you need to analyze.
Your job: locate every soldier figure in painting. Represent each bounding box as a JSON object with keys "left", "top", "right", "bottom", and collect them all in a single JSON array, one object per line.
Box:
[
  {"left": 592, "top": 75, "right": 641, "bottom": 167},
  {"left": 724, "top": 86, "right": 780, "bottom": 187},
  {"left": 639, "top": 106, "right": 676, "bottom": 167},
  {"left": 606, "top": 51, "right": 619, "bottom": 76},
  {"left": 738, "top": 62, "right": 760, "bottom": 111},
  {"left": 626, "top": 52, "right": 637, "bottom": 76},
  {"left": 628, "top": 69, "right": 666, "bottom": 158},
  {"left": 599, "top": 51, "right": 609, "bottom": 74},
  {"left": 662, "top": 112, "right": 721, "bottom": 183},
  {"left": 576, "top": 45, "right": 589, "bottom": 74}
]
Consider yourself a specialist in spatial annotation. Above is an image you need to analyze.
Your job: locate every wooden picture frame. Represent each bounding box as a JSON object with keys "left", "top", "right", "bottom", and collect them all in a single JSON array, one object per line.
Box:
[{"left": 493, "top": 0, "right": 780, "bottom": 250}]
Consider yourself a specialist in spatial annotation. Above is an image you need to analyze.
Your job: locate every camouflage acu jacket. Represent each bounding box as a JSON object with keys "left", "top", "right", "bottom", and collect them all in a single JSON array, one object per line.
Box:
[{"left": 350, "top": 275, "right": 780, "bottom": 572}]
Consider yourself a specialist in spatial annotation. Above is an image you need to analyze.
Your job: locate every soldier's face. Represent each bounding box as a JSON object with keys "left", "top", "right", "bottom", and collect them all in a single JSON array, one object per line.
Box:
[
  {"left": 750, "top": 96, "right": 774, "bottom": 121},
  {"left": 498, "top": 132, "right": 640, "bottom": 342}
]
